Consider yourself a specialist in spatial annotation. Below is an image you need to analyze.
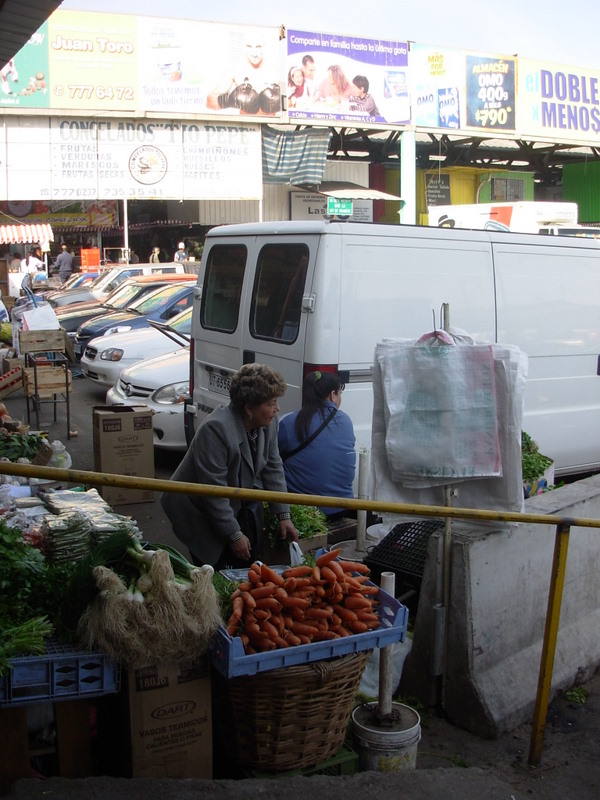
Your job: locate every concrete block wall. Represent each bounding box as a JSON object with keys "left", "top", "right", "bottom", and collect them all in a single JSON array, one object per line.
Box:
[{"left": 400, "top": 473, "right": 600, "bottom": 737}]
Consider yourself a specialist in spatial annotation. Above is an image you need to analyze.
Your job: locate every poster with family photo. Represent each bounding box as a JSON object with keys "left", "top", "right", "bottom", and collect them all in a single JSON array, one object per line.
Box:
[{"left": 286, "top": 29, "right": 410, "bottom": 125}]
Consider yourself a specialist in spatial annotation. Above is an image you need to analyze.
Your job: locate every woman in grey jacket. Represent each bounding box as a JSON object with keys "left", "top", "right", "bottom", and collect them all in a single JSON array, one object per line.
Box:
[{"left": 161, "top": 363, "right": 298, "bottom": 568}]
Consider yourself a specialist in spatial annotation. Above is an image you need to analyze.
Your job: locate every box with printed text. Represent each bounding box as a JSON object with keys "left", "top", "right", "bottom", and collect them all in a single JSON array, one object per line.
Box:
[
  {"left": 92, "top": 405, "right": 155, "bottom": 505},
  {"left": 125, "top": 658, "right": 212, "bottom": 779}
]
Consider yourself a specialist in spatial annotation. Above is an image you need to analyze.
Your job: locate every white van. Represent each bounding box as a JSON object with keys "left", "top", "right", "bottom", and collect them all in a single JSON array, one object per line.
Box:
[{"left": 186, "top": 220, "right": 600, "bottom": 477}]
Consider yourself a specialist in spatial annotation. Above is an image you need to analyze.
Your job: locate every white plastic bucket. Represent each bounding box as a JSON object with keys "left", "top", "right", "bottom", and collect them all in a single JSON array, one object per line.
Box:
[{"left": 351, "top": 701, "right": 421, "bottom": 772}]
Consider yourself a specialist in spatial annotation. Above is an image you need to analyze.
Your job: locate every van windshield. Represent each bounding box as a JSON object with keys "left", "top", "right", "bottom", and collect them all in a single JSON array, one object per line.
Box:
[
  {"left": 201, "top": 245, "right": 246, "bottom": 331},
  {"left": 250, "top": 244, "right": 309, "bottom": 343}
]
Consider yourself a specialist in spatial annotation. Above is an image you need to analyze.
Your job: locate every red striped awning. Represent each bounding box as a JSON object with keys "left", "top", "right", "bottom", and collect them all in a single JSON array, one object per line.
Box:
[{"left": 0, "top": 223, "right": 54, "bottom": 245}]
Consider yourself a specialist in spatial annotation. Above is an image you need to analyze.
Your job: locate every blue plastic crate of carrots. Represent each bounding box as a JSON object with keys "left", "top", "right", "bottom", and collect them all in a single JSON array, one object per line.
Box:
[{"left": 211, "top": 547, "right": 409, "bottom": 678}]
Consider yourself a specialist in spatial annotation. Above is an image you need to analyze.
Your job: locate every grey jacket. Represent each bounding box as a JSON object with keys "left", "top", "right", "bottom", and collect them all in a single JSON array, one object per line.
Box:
[{"left": 161, "top": 403, "right": 289, "bottom": 566}]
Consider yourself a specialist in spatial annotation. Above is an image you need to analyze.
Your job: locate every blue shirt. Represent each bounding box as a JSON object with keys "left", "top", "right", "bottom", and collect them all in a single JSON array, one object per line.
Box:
[{"left": 278, "top": 400, "right": 356, "bottom": 516}]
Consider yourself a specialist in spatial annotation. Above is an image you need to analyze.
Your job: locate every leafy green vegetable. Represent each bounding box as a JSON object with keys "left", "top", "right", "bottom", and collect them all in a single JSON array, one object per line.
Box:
[
  {"left": 263, "top": 503, "right": 328, "bottom": 548},
  {"left": 0, "top": 520, "right": 79, "bottom": 674},
  {"left": 522, "top": 431, "right": 553, "bottom": 483}
]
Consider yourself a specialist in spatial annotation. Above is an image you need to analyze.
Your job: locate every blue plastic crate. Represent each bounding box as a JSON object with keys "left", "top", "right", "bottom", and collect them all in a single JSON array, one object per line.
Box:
[
  {"left": 211, "top": 580, "right": 408, "bottom": 679},
  {"left": 0, "top": 640, "right": 121, "bottom": 707}
]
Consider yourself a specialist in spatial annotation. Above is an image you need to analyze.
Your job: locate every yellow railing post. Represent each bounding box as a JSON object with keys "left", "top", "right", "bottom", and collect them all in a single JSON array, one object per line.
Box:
[{"left": 528, "top": 521, "right": 571, "bottom": 766}]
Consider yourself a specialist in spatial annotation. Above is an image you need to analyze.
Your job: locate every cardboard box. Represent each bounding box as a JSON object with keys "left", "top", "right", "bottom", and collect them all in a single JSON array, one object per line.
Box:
[
  {"left": 126, "top": 658, "right": 212, "bottom": 779},
  {"left": 92, "top": 405, "right": 155, "bottom": 505}
]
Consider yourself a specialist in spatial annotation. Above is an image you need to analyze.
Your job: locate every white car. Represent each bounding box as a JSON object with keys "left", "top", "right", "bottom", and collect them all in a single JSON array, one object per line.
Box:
[
  {"left": 105, "top": 347, "right": 190, "bottom": 450},
  {"left": 80, "top": 307, "right": 191, "bottom": 387}
]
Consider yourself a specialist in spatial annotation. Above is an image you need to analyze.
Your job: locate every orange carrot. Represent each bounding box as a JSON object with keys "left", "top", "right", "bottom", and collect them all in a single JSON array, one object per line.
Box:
[
  {"left": 345, "top": 594, "right": 373, "bottom": 610},
  {"left": 260, "top": 564, "right": 285, "bottom": 586},
  {"left": 316, "top": 547, "right": 342, "bottom": 567},
  {"left": 338, "top": 559, "right": 370, "bottom": 575},
  {"left": 250, "top": 584, "right": 277, "bottom": 599},
  {"left": 232, "top": 595, "right": 244, "bottom": 618},
  {"left": 348, "top": 619, "right": 369, "bottom": 633},
  {"left": 241, "top": 590, "right": 256, "bottom": 609},
  {"left": 332, "top": 605, "right": 358, "bottom": 624},
  {"left": 282, "top": 565, "right": 313, "bottom": 578},
  {"left": 320, "top": 565, "right": 339, "bottom": 585},
  {"left": 254, "top": 597, "right": 282, "bottom": 611}
]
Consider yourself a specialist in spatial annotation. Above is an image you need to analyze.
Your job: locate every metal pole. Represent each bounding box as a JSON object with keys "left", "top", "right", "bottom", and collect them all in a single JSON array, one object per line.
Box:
[
  {"left": 378, "top": 571, "right": 396, "bottom": 718},
  {"left": 123, "top": 200, "right": 129, "bottom": 264},
  {"left": 528, "top": 521, "right": 571, "bottom": 766},
  {"left": 355, "top": 449, "right": 369, "bottom": 552}
]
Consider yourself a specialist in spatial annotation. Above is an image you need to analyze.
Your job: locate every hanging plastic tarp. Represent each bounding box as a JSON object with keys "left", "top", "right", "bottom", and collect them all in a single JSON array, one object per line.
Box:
[
  {"left": 377, "top": 331, "right": 501, "bottom": 484},
  {"left": 370, "top": 330, "right": 528, "bottom": 516}
]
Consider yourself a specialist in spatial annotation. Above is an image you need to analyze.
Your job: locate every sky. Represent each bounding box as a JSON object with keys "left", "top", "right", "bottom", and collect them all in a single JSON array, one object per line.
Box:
[{"left": 58, "top": 0, "right": 600, "bottom": 71}]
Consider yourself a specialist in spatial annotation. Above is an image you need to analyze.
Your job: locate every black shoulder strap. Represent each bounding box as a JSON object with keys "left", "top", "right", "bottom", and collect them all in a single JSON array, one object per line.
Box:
[{"left": 281, "top": 407, "right": 337, "bottom": 462}]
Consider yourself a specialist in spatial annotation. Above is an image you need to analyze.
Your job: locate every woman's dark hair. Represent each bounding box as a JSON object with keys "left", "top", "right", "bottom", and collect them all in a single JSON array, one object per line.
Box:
[
  {"left": 295, "top": 370, "right": 343, "bottom": 440},
  {"left": 229, "top": 363, "right": 286, "bottom": 413}
]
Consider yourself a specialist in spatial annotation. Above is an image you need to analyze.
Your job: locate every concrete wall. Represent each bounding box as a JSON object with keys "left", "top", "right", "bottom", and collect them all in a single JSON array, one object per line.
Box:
[{"left": 400, "top": 473, "right": 600, "bottom": 738}]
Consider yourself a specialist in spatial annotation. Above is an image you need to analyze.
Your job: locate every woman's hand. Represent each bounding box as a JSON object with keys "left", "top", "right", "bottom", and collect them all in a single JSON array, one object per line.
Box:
[
  {"left": 279, "top": 519, "right": 299, "bottom": 543},
  {"left": 229, "top": 533, "right": 252, "bottom": 562}
]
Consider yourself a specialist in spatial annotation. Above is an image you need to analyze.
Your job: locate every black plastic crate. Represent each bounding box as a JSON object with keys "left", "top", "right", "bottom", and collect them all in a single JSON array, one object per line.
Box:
[{"left": 365, "top": 519, "right": 444, "bottom": 581}]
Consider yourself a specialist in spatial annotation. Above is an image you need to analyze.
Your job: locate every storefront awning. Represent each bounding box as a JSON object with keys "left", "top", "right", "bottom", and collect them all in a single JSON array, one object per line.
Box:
[
  {"left": 0, "top": 223, "right": 54, "bottom": 246},
  {"left": 310, "top": 181, "right": 403, "bottom": 202}
]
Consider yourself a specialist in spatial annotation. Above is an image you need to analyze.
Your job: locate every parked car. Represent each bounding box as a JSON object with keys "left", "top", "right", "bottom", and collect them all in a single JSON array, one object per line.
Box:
[
  {"left": 72, "top": 281, "right": 195, "bottom": 360},
  {"left": 80, "top": 306, "right": 192, "bottom": 387},
  {"left": 106, "top": 347, "right": 190, "bottom": 450},
  {"left": 47, "top": 262, "right": 187, "bottom": 308},
  {"left": 56, "top": 274, "right": 194, "bottom": 338}
]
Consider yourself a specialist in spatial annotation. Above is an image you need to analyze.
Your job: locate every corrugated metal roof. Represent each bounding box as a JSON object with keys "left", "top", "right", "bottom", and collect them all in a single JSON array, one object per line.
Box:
[{"left": 0, "top": 1, "right": 61, "bottom": 68}]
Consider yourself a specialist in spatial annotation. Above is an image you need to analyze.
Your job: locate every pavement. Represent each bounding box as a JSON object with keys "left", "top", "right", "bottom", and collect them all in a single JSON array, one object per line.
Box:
[{"left": 2, "top": 375, "right": 600, "bottom": 799}]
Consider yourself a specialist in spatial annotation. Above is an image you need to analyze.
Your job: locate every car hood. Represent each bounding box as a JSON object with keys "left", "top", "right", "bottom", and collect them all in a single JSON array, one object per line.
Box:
[
  {"left": 78, "top": 311, "right": 142, "bottom": 336},
  {"left": 87, "top": 327, "right": 186, "bottom": 360},
  {"left": 118, "top": 347, "right": 190, "bottom": 386}
]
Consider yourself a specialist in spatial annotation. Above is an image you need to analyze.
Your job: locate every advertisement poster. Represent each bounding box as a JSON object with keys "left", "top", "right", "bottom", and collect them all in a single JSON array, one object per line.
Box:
[
  {"left": 411, "top": 45, "right": 464, "bottom": 129},
  {"left": 518, "top": 58, "right": 600, "bottom": 145},
  {"left": 0, "top": 23, "right": 50, "bottom": 109},
  {"left": 465, "top": 53, "right": 516, "bottom": 131},
  {"left": 47, "top": 11, "right": 138, "bottom": 112},
  {"left": 0, "top": 199, "right": 119, "bottom": 229},
  {"left": 286, "top": 29, "right": 410, "bottom": 125},
  {"left": 137, "top": 18, "right": 282, "bottom": 117},
  {"left": 1, "top": 116, "right": 262, "bottom": 201},
  {"left": 290, "top": 191, "right": 373, "bottom": 221}
]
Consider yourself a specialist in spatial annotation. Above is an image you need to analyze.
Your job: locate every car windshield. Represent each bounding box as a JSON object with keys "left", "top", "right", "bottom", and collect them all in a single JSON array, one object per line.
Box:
[
  {"left": 102, "top": 281, "right": 151, "bottom": 309},
  {"left": 155, "top": 306, "right": 193, "bottom": 335},
  {"left": 127, "top": 282, "right": 193, "bottom": 314}
]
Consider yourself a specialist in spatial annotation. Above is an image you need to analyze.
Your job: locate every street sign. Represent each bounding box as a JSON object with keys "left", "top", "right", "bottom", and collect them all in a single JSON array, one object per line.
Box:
[{"left": 327, "top": 197, "right": 354, "bottom": 216}]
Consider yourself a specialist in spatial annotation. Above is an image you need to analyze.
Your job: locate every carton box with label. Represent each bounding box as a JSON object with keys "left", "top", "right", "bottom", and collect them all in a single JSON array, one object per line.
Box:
[
  {"left": 126, "top": 658, "right": 212, "bottom": 779},
  {"left": 92, "top": 405, "right": 155, "bottom": 505}
]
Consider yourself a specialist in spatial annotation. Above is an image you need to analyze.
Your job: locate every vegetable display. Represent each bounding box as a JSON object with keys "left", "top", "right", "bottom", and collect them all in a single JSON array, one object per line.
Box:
[
  {"left": 72, "top": 532, "right": 223, "bottom": 666},
  {"left": 225, "top": 548, "right": 381, "bottom": 654}
]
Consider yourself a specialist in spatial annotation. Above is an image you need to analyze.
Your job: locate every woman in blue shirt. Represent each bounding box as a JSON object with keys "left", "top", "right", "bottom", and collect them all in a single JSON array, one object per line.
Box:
[{"left": 278, "top": 371, "right": 356, "bottom": 519}]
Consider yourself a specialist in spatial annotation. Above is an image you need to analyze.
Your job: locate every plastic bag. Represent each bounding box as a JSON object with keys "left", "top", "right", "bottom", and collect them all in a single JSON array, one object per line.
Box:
[{"left": 289, "top": 541, "right": 304, "bottom": 566}]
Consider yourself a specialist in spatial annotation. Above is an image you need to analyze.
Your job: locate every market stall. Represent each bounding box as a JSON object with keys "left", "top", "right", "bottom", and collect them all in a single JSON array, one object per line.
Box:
[{"left": 0, "top": 392, "right": 409, "bottom": 786}]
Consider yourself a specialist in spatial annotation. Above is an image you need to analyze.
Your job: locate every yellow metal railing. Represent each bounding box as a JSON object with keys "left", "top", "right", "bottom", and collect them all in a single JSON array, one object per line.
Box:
[{"left": 1, "top": 459, "right": 598, "bottom": 766}]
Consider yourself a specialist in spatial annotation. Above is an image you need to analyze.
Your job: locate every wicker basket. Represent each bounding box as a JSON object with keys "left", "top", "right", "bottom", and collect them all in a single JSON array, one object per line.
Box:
[{"left": 212, "top": 650, "right": 370, "bottom": 772}]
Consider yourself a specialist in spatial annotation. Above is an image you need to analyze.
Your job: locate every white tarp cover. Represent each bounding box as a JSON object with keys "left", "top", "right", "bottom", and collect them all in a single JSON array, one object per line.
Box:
[
  {"left": 0, "top": 223, "right": 53, "bottom": 246},
  {"left": 370, "top": 332, "right": 528, "bottom": 517}
]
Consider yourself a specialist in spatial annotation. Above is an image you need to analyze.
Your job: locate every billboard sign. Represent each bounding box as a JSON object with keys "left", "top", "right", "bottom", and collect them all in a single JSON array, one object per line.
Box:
[{"left": 286, "top": 29, "right": 410, "bottom": 125}]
